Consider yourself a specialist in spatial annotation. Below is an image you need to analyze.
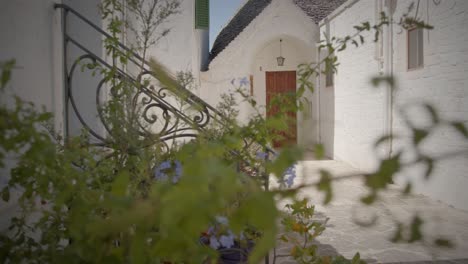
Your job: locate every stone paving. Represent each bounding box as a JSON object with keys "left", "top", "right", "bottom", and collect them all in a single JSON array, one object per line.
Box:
[{"left": 270, "top": 160, "right": 468, "bottom": 264}]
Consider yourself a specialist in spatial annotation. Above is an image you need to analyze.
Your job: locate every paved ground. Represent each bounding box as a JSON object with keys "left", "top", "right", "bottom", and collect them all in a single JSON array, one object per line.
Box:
[{"left": 270, "top": 160, "right": 468, "bottom": 264}]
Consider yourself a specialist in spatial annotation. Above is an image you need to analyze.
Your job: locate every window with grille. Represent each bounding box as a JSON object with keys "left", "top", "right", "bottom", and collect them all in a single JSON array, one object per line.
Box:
[
  {"left": 195, "top": 0, "right": 209, "bottom": 29},
  {"left": 408, "top": 27, "right": 424, "bottom": 70}
]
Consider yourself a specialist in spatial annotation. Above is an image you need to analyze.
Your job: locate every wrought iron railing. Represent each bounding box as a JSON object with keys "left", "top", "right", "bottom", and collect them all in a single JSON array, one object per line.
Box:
[
  {"left": 54, "top": 3, "right": 275, "bottom": 160},
  {"left": 55, "top": 4, "right": 275, "bottom": 262},
  {"left": 54, "top": 3, "right": 232, "bottom": 150}
]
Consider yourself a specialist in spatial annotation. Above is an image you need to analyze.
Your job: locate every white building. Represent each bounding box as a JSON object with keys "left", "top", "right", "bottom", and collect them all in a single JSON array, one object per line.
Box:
[
  {"left": 200, "top": 0, "right": 468, "bottom": 211},
  {"left": 0, "top": 0, "right": 211, "bottom": 230},
  {"left": 1, "top": 0, "right": 467, "bottom": 217}
]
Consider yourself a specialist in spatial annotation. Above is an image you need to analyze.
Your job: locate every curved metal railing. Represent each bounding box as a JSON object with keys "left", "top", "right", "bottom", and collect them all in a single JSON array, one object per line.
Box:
[{"left": 54, "top": 3, "right": 275, "bottom": 160}]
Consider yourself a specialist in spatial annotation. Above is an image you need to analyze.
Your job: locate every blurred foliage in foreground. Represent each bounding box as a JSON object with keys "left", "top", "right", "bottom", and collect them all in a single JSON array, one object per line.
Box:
[{"left": 1, "top": 1, "right": 468, "bottom": 263}]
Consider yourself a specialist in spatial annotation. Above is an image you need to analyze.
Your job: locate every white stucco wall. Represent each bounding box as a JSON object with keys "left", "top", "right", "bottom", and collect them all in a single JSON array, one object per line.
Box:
[
  {"left": 200, "top": 0, "right": 319, "bottom": 148},
  {"left": 319, "top": 0, "right": 386, "bottom": 168},
  {"left": 319, "top": 0, "right": 468, "bottom": 210},
  {"left": 390, "top": 0, "right": 468, "bottom": 210},
  {"left": 0, "top": 0, "right": 64, "bottom": 131},
  {"left": 141, "top": 0, "right": 208, "bottom": 83},
  {"left": 0, "top": 0, "right": 65, "bottom": 231}
]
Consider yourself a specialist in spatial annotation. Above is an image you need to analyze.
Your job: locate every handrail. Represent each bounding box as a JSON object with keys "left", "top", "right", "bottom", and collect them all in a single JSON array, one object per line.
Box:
[
  {"left": 54, "top": 3, "right": 225, "bottom": 119},
  {"left": 54, "top": 2, "right": 276, "bottom": 157},
  {"left": 54, "top": 3, "right": 144, "bottom": 62}
]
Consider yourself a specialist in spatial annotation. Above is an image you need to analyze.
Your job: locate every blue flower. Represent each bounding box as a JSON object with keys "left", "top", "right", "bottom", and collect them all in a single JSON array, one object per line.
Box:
[
  {"left": 219, "top": 232, "right": 235, "bottom": 248},
  {"left": 239, "top": 77, "right": 249, "bottom": 86},
  {"left": 280, "top": 165, "right": 296, "bottom": 188},
  {"left": 207, "top": 226, "right": 216, "bottom": 235},
  {"left": 285, "top": 174, "right": 295, "bottom": 188},
  {"left": 154, "top": 167, "right": 168, "bottom": 181},
  {"left": 159, "top": 161, "right": 171, "bottom": 170},
  {"left": 209, "top": 236, "right": 221, "bottom": 249},
  {"left": 154, "top": 160, "right": 183, "bottom": 183},
  {"left": 256, "top": 151, "right": 268, "bottom": 160}
]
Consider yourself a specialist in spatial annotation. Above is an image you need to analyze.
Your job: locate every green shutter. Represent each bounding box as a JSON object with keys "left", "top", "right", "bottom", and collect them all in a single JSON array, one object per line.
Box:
[{"left": 195, "top": 0, "right": 209, "bottom": 29}]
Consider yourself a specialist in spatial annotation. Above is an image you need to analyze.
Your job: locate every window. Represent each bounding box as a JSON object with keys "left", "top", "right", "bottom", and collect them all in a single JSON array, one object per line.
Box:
[
  {"left": 195, "top": 0, "right": 209, "bottom": 29},
  {"left": 408, "top": 27, "right": 424, "bottom": 70}
]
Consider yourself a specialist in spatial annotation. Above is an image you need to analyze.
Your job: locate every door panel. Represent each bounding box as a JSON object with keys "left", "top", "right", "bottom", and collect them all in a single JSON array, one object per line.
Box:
[{"left": 266, "top": 71, "right": 297, "bottom": 148}]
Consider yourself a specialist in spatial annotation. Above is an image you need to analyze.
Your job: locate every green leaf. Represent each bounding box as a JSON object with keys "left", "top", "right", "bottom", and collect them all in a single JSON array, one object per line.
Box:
[
  {"left": 360, "top": 192, "right": 376, "bottom": 205},
  {"left": 130, "top": 231, "right": 146, "bottom": 264},
  {"left": 250, "top": 99, "right": 257, "bottom": 107},
  {"left": 366, "top": 153, "right": 400, "bottom": 190},
  {"left": 403, "top": 182, "right": 412, "bottom": 195},
  {"left": 363, "top": 22, "right": 371, "bottom": 30},
  {"left": 351, "top": 252, "right": 361, "bottom": 264},
  {"left": 452, "top": 122, "right": 468, "bottom": 138},
  {"left": 314, "top": 144, "right": 325, "bottom": 159},
  {"left": 1, "top": 188, "right": 10, "bottom": 202},
  {"left": 266, "top": 146, "right": 302, "bottom": 179},
  {"left": 374, "top": 30, "right": 380, "bottom": 42},
  {"left": 422, "top": 157, "right": 433, "bottom": 179},
  {"left": 86, "top": 63, "right": 96, "bottom": 70},
  {"left": 1, "top": 59, "right": 15, "bottom": 89},
  {"left": 413, "top": 129, "right": 428, "bottom": 145},
  {"left": 371, "top": 76, "right": 394, "bottom": 87},
  {"left": 391, "top": 223, "right": 403, "bottom": 242},
  {"left": 318, "top": 170, "right": 333, "bottom": 205},
  {"left": 409, "top": 215, "right": 423, "bottom": 242},
  {"left": 434, "top": 238, "right": 454, "bottom": 248},
  {"left": 374, "top": 134, "right": 394, "bottom": 148},
  {"left": 111, "top": 170, "right": 130, "bottom": 197},
  {"left": 423, "top": 104, "right": 439, "bottom": 124},
  {"left": 337, "top": 43, "right": 347, "bottom": 52}
]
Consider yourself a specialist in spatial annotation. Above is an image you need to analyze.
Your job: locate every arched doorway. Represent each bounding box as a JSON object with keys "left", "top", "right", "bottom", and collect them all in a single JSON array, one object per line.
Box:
[{"left": 250, "top": 36, "right": 317, "bottom": 150}]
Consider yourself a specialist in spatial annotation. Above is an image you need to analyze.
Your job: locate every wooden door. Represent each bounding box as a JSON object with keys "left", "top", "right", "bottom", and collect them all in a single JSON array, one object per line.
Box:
[{"left": 266, "top": 71, "right": 297, "bottom": 148}]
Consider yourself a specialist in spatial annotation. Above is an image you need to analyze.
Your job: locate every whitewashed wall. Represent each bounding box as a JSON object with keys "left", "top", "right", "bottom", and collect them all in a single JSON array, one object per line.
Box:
[
  {"left": 0, "top": 0, "right": 65, "bottom": 132},
  {"left": 319, "top": 0, "right": 468, "bottom": 210},
  {"left": 391, "top": 0, "right": 468, "bottom": 210},
  {"left": 319, "top": 0, "right": 386, "bottom": 167},
  {"left": 200, "top": 0, "right": 319, "bottom": 148},
  {"left": 0, "top": 0, "right": 66, "bottom": 232},
  {"left": 141, "top": 0, "right": 208, "bottom": 84}
]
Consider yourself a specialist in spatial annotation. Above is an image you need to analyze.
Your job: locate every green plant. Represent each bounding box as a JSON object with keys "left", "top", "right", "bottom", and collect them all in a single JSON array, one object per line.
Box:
[
  {"left": 1, "top": 2, "right": 467, "bottom": 264},
  {"left": 274, "top": 200, "right": 364, "bottom": 264}
]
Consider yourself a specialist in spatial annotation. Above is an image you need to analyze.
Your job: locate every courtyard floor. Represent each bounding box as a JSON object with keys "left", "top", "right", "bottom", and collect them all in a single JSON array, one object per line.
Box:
[{"left": 271, "top": 160, "right": 468, "bottom": 264}]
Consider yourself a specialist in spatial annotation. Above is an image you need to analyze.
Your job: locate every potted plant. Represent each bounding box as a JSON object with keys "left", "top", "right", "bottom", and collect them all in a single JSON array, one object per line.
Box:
[{"left": 200, "top": 216, "right": 259, "bottom": 264}]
